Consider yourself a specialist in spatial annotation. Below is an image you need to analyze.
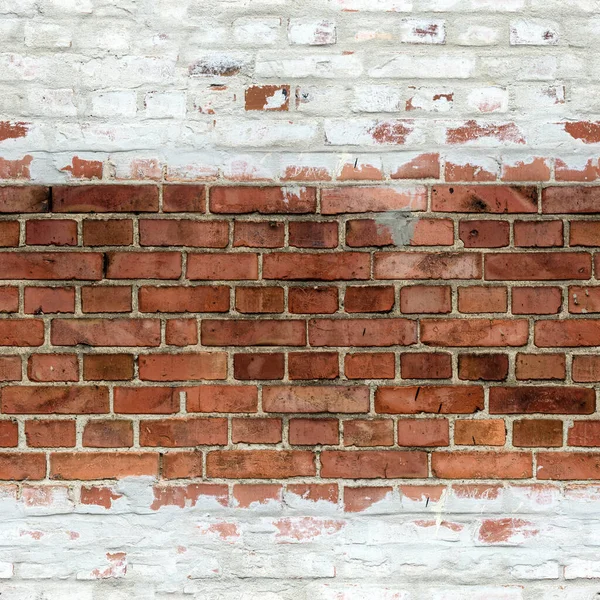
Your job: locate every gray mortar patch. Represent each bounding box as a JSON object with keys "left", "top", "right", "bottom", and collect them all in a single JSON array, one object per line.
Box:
[{"left": 371, "top": 211, "right": 418, "bottom": 246}]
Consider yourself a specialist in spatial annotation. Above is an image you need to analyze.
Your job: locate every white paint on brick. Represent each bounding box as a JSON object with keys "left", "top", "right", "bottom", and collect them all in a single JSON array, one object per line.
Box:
[
  {"left": 288, "top": 19, "right": 337, "bottom": 46},
  {"left": 143, "top": 92, "right": 187, "bottom": 119},
  {"left": 1, "top": 480, "right": 600, "bottom": 596},
  {"left": 510, "top": 18, "right": 560, "bottom": 45},
  {"left": 89, "top": 91, "right": 137, "bottom": 118},
  {"left": 467, "top": 87, "right": 509, "bottom": 113}
]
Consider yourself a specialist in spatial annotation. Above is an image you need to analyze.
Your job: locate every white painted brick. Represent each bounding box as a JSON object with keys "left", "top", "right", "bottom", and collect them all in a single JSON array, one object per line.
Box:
[
  {"left": 369, "top": 55, "right": 476, "bottom": 79},
  {"left": 510, "top": 562, "right": 561, "bottom": 580},
  {"left": 256, "top": 53, "right": 363, "bottom": 78},
  {"left": 565, "top": 559, "right": 600, "bottom": 580},
  {"left": 330, "top": 0, "right": 412, "bottom": 11},
  {"left": 24, "top": 22, "right": 72, "bottom": 48},
  {"left": 26, "top": 88, "right": 77, "bottom": 117},
  {"left": 406, "top": 87, "right": 454, "bottom": 112},
  {"left": 324, "top": 118, "right": 425, "bottom": 146},
  {"left": 0, "top": 562, "right": 13, "bottom": 578},
  {"left": 0, "top": 0, "right": 37, "bottom": 15},
  {"left": 296, "top": 84, "right": 349, "bottom": 114},
  {"left": 74, "top": 21, "right": 131, "bottom": 52},
  {"left": 215, "top": 119, "right": 319, "bottom": 148},
  {"left": 288, "top": 19, "right": 337, "bottom": 46},
  {"left": 90, "top": 91, "right": 137, "bottom": 118},
  {"left": 352, "top": 85, "right": 404, "bottom": 113},
  {"left": 418, "top": 0, "right": 525, "bottom": 11},
  {"left": 37, "top": 0, "right": 93, "bottom": 14},
  {"left": 452, "top": 22, "right": 503, "bottom": 45},
  {"left": 399, "top": 19, "right": 446, "bottom": 44},
  {"left": 143, "top": 91, "right": 187, "bottom": 119},
  {"left": 510, "top": 19, "right": 560, "bottom": 45},
  {"left": 467, "top": 87, "right": 509, "bottom": 113},
  {"left": 77, "top": 57, "right": 176, "bottom": 87},
  {"left": 233, "top": 17, "right": 282, "bottom": 46}
]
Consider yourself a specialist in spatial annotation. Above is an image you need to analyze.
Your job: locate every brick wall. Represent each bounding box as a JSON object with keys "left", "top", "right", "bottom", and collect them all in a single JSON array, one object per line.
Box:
[{"left": 3, "top": 0, "right": 600, "bottom": 596}]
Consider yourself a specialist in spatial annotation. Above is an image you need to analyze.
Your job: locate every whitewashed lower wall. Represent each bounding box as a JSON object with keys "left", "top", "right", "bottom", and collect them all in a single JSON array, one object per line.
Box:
[{"left": 2, "top": 479, "right": 600, "bottom": 599}]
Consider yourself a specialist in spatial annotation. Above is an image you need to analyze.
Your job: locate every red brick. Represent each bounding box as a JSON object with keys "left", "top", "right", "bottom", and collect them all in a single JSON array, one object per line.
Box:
[
  {"left": 288, "top": 287, "right": 338, "bottom": 313},
  {"left": 537, "top": 452, "right": 600, "bottom": 480},
  {"left": 321, "top": 450, "right": 427, "bottom": 478},
  {"left": 512, "top": 287, "right": 562, "bottom": 315},
  {"left": 185, "top": 385, "right": 258, "bottom": 413},
  {"left": 263, "top": 253, "right": 369, "bottom": 281},
  {"left": 24, "top": 287, "right": 75, "bottom": 314},
  {"left": 83, "top": 219, "right": 133, "bottom": 246},
  {"left": 0, "top": 186, "right": 49, "bottom": 213},
  {"left": 206, "top": 450, "right": 315, "bottom": 478},
  {"left": 140, "top": 418, "right": 228, "bottom": 447},
  {"left": 400, "top": 285, "right": 451, "bottom": 314},
  {"left": 432, "top": 452, "right": 532, "bottom": 479},
  {"left": 25, "top": 420, "right": 76, "bottom": 448},
  {"left": 343, "top": 486, "right": 393, "bottom": 512},
  {"left": 25, "top": 220, "right": 77, "bottom": 246},
  {"left": 397, "top": 419, "right": 449, "bottom": 447},
  {"left": 432, "top": 185, "right": 537, "bottom": 213},
  {"left": 0, "top": 453, "right": 46, "bottom": 480},
  {"left": 50, "top": 452, "right": 158, "bottom": 480},
  {"left": 234, "top": 353, "right": 284, "bottom": 380},
  {"left": 263, "top": 386, "right": 369, "bottom": 413},
  {"left": 83, "top": 355, "right": 134, "bottom": 381},
  {"left": 165, "top": 319, "right": 198, "bottom": 346},
  {"left": 573, "top": 356, "right": 600, "bottom": 382},
  {"left": 245, "top": 84, "right": 290, "bottom": 111},
  {"left": 163, "top": 185, "right": 206, "bottom": 213},
  {"left": 421, "top": 319, "right": 528, "bottom": 347},
  {"left": 501, "top": 157, "right": 551, "bottom": 182},
  {"left": 162, "top": 452, "right": 203, "bottom": 479},
  {"left": 232, "top": 418, "right": 282, "bottom": 444},
  {"left": 535, "top": 320, "right": 600, "bottom": 347},
  {"left": 53, "top": 185, "right": 158, "bottom": 213},
  {"left": 346, "top": 218, "right": 454, "bottom": 247},
  {"left": 106, "top": 252, "right": 181, "bottom": 279},
  {"left": 309, "top": 318, "right": 416, "bottom": 347},
  {"left": 485, "top": 252, "right": 591, "bottom": 280},
  {"left": 139, "top": 219, "right": 228, "bottom": 247},
  {"left": 28, "top": 354, "right": 78, "bottom": 382},
  {"left": 542, "top": 186, "right": 600, "bottom": 214},
  {"left": 515, "top": 353, "right": 566, "bottom": 380},
  {"left": 113, "top": 387, "right": 179, "bottom": 414},
  {"left": 233, "top": 484, "right": 282, "bottom": 507},
  {"left": 568, "top": 421, "right": 600, "bottom": 447},
  {"left": 569, "top": 286, "right": 600, "bottom": 313},
  {"left": 400, "top": 352, "right": 452, "bottom": 379},
  {"left": 458, "top": 286, "right": 507, "bottom": 313},
  {"left": 570, "top": 221, "right": 600, "bottom": 246},
  {"left": 391, "top": 153, "right": 440, "bottom": 179},
  {"left": 139, "top": 286, "right": 229, "bottom": 313},
  {"left": 0, "top": 356, "right": 22, "bottom": 381},
  {"left": 1, "top": 386, "right": 108, "bottom": 414},
  {"left": 513, "top": 420, "right": 563, "bottom": 448},
  {"left": 233, "top": 221, "right": 285, "bottom": 248},
  {"left": 454, "top": 419, "right": 506, "bottom": 446},
  {"left": 375, "top": 386, "right": 484, "bottom": 414},
  {"left": 514, "top": 220, "right": 563, "bottom": 247},
  {"left": 151, "top": 484, "right": 228, "bottom": 509},
  {"left": 458, "top": 354, "right": 509, "bottom": 381},
  {"left": 0, "top": 221, "right": 19, "bottom": 246},
  {"left": 288, "top": 352, "right": 339, "bottom": 380},
  {"left": 489, "top": 387, "right": 594, "bottom": 414},
  {"left": 0, "top": 287, "right": 18, "bottom": 312},
  {"left": 236, "top": 287, "right": 283, "bottom": 314},
  {"left": 445, "top": 161, "right": 498, "bottom": 182},
  {"left": 344, "top": 352, "right": 395, "bottom": 379},
  {"left": 344, "top": 286, "right": 394, "bottom": 313},
  {"left": 343, "top": 420, "right": 394, "bottom": 447},
  {"left": 81, "top": 286, "right": 132, "bottom": 313},
  {"left": 289, "top": 419, "right": 339, "bottom": 445},
  {"left": 202, "top": 320, "right": 306, "bottom": 346},
  {"left": 0, "top": 252, "right": 102, "bottom": 280},
  {"left": 321, "top": 186, "right": 426, "bottom": 214},
  {"left": 289, "top": 221, "right": 338, "bottom": 248},
  {"left": 0, "top": 320, "right": 44, "bottom": 346},
  {"left": 286, "top": 483, "right": 338, "bottom": 504},
  {"left": 83, "top": 420, "right": 133, "bottom": 448},
  {"left": 187, "top": 253, "right": 258, "bottom": 280},
  {"left": 459, "top": 220, "right": 509, "bottom": 248},
  {"left": 139, "top": 353, "right": 227, "bottom": 381},
  {"left": 210, "top": 187, "right": 316, "bottom": 214},
  {"left": 0, "top": 420, "right": 18, "bottom": 447},
  {"left": 375, "top": 252, "right": 481, "bottom": 280},
  {"left": 52, "top": 319, "right": 160, "bottom": 347}
]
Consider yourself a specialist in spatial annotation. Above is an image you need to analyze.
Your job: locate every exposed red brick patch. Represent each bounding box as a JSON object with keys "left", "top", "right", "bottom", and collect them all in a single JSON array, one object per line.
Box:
[
  {"left": 0, "top": 121, "right": 29, "bottom": 141},
  {"left": 564, "top": 121, "right": 600, "bottom": 144},
  {"left": 446, "top": 121, "right": 525, "bottom": 145},
  {"left": 61, "top": 157, "right": 103, "bottom": 179}
]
